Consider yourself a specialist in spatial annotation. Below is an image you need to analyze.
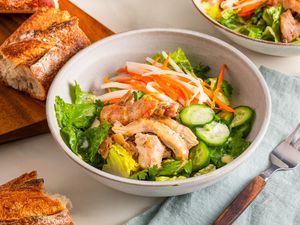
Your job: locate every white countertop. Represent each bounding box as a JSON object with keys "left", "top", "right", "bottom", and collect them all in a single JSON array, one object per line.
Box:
[{"left": 0, "top": 1, "right": 299, "bottom": 225}]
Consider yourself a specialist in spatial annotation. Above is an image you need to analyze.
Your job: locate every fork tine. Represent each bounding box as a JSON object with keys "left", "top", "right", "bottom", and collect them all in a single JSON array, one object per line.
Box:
[
  {"left": 285, "top": 123, "right": 300, "bottom": 144},
  {"left": 294, "top": 137, "right": 300, "bottom": 150}
]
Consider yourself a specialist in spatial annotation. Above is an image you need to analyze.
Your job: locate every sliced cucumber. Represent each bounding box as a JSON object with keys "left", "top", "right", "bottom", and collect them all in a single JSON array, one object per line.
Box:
[
  {"left": 180, "top": 104, "right": 215, "bottom": 127},
  {"left": 230, "top": 106, "right": 254, "bottom": 128},
  {"left": 189, "top": 142, "right": 210, "bottom": 172},
  {"left": 195, "top": 121, "right": 230, "bottom": 146},
  {"left": 217, "top": 111, "right": 234, "bottom": 125},
  {"left": 217, "top": 92, "right": 230, "bottom": 105}
]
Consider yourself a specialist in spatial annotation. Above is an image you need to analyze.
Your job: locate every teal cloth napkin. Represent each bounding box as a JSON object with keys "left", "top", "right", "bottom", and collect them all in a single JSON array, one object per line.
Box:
[{"left": 126, "top": 66, "right": 300, "bottom": 225}]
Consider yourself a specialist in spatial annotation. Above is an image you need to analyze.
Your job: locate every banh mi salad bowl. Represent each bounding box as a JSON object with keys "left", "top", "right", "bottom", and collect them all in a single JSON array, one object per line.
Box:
[
  {"left": 192, "top": 0, "right": 300, "bottom": 56},
  {"left": 46, "top": 29, "right": 271, "bottom": 197}
]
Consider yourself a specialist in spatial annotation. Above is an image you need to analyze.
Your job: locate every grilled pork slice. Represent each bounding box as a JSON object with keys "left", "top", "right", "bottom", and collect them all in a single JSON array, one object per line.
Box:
[
  {"left": 0, "top": 0, "right": 59, "bottom": 13},
  {"left": 112, "top": 118, "right": 189, "bottom": 160},
  {"left": 135, "top": 133, "right": 165, "bottom": 169},
  {"left": 0, "top": 171, "right": 73, "bottom": 225},
  {"left": 101, "top": 92, "right": 159, "bottom": 125},
  {"left": 0, "top": 9, "right": 90, "bottom": 100},
  {"left": 273, "top": 0, "right": 300, "bottom": 14},
  {"left": 280, "top": 10, "right": 300, "bottom": 42},
  {"left": 100, "top": 91, "right": 179, "bottom": 125},
  {"left": 159, "top": 118, "right": 198, "bottom": 149}
]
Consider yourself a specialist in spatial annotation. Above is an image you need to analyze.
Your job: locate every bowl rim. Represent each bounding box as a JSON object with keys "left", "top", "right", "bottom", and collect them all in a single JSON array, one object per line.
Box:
[
  {"left": 46, "top": 28, "right": 271, "bottom": 187},
  {"left": 192, "top": 0, "right": 300, "bottom": 47}
]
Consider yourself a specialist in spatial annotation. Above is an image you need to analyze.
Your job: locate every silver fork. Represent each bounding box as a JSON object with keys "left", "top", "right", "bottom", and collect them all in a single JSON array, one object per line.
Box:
[{"left": 213, "top": 123, "right": 300, "bottom": 225}]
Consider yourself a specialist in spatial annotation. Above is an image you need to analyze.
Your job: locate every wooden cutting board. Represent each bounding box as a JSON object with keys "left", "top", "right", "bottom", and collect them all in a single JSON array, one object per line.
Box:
[{"left": 0, "top": 0, "right": 113, "bottom": 144}]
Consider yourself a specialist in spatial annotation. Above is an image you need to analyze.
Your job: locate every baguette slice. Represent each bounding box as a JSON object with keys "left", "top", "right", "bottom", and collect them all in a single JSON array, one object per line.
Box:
[
  {"left": 0, "top": 171, "right": 73, "bottom": 225},
  {"left": 0, "top": 9, "right": 91, "bottom": 100},
  {"left": 0, "top": 0, "right": 59, "bottom": 13}
]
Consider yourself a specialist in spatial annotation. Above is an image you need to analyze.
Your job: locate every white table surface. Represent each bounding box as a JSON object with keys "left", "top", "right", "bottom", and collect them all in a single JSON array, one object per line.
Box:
[{"left": 0, "top": 1, "right": 299, "bottom": 225}]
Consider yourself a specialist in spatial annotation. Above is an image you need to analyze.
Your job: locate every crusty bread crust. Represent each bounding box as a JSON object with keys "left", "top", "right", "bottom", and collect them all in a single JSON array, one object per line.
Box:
[
  {"left": 0, "top": 0, "right": 59, "bottom": 13},
  {"left": 0, "top": 171, "right": 73, "bottom": 225},
  {"left": 2, "top": 9, "right": 71, "bottom": 46},
  {"left": 0, "top": 9, "right": 91, "bottom": 100}
]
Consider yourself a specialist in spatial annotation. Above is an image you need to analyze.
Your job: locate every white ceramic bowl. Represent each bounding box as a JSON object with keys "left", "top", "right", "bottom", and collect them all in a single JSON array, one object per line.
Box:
[
  {"left": 46, "top": 28, "right": 271, "bottom": 197},
  {"left": 192, "top": 0, "right": 300, "bottom": 57}
]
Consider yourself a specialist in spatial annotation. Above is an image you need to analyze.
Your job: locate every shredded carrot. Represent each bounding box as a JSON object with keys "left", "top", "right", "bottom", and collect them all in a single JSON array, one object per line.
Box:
[
  {"left": 236, "top": 0, "right": 266, "bottom": 17},
  {"left": 116, "top": 67, "right": 128, "bottom": 74},
  {"left": 162, "top": 54, "right": 170, "bottom": 70},
  {"left": 104, "top": 98, "right": 120, "bottom": 104},
  {"left": 152, "top": 56, "right": 161, "bottom": 66},
  {"left": 150, "top": 76, "right": 179, "bottom": 100},
  {"left": 160, "top": 76, "right": 191, "bottom": 106},
  {"left": 130, "top": 73, "right": 153, "bottom": 83},
  {"left": 202, "top": 81, "right": 211, "bottom": 88},
  {"left": 203, "top": 86, "right": 236, "bottom": 112},
  {"left": 103, "top": 75, "right": 112, "bottom": 83},
  {"left": 212, "top": 64, "right": 226, "bottom": 109}
]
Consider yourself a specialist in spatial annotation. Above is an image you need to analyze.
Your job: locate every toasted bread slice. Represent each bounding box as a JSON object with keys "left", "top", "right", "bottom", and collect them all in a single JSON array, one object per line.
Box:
[
  {"left": 0, "top": 171, "right": 73, "bottom": 225},
  {"left": 0, "top": 0, "right": 59, "bottom": 13},
  {"left": 0, "top": 9, "right": 90, "bottom": 100}
]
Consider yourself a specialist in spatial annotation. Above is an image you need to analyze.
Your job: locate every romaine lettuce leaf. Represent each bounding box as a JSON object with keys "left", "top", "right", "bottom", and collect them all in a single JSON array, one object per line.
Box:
[
  {"left": 239, "top": 26, "right": 263, "bottom": 39},
  {"left": 74, "top": 82, "right": 96, "bottom": 104},
  {"left": 60, "top": 125, "right": 82, "bottom": 154},
  {"left": 78, "top": 122, "right": 112, "bottom": 164},
  {"left": 170, "top": 48, "right": 193, "bottom": 73},
  {"left": 155, "top": 176, "right": 186, "bottom": 181},
  {"left": 193, "top": 164, "right": 216, "bottom": 177},
  {"left": 103, "top": 144, "right": 139, "bottom": 177},
  {"left": 220, "top": 10, "right": 245, "bottom": 30},
  {"left": 157, "top": 159, "right": 192, "bottom": 177},
  {"left": 55, "top": 96, "right": 98, "bottom": 129}
]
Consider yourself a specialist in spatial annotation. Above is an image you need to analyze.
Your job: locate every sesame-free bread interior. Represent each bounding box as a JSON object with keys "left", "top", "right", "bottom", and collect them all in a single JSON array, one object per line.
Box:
[
  {"left": 0, "top": 9, "right": 90, "bottom": 100},
  {"left": 0, "top": 171, "right": 73, "bottom": 225}
]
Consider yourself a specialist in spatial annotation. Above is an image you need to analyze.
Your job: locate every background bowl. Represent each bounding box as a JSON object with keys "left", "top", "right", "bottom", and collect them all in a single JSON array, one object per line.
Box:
[
  {"left": 46, "top": 28, "right": 271, "bottom": 197},
  {"left": 192, "top": 0, "right": 300, "bottom": 57}
]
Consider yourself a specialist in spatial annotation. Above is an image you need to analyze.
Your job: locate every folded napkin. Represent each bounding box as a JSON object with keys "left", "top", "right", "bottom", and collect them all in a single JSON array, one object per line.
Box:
[{"left": 126, "top": 66, "right": 300, "bottom": 225}]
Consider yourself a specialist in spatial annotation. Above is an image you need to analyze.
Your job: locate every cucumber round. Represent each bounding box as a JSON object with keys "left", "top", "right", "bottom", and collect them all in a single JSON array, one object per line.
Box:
[
  {"left": 180, "top": 104, "right": 215, "bottom": 127},
  {"left": 217, "top": 111, "right": 234, "bottom": 125},
  {"left": 230, "top": 106, "right": 254, "bottom": 128},
  {"left": 217, "top": 92, "right": 230, "bottom": 105},
  {"left": 195, "top": 121, "right": 230, "bottom": 146},
  {"left": 189, "top": 142, "right": 210, "bottom": 172}
]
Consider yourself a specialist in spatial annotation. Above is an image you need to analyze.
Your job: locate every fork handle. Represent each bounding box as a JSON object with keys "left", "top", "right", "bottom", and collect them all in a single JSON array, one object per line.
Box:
[{"left": 213, "top": 176, "right": 266, "bottom": 225}]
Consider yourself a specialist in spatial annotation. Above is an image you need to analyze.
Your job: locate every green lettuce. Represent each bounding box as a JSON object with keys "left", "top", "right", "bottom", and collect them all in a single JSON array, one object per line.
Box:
[
  {"left": 74, "top": 82, "right": 96, "bottom": 104},
  {"left": 55, "top": 83, "right": 111, "bottom": 169},
  {"left": 209, "top": 131, "right": 250, "bottom": 168},
  {"left": 219, "top": 10, "right": 245, "bottom": 30},
  {"left": 55, "top": 96, "right": 98, "bottom": 129},
  {"left": 103, "top": 144, "right": 139, "bottom": 177},
  {"left": 169, "top": 48, "right": 193, "bottom": 73},
  {"left": 239, "top": 26, "right": 263, "bottom": 39},
  {"left": 155, "top": 176, "right": 186, "bottom": 181},
  {"left": 216, "top": 3, "right": 283, "bottom": 42},
  {"left": 193, "top": 164, "right": 216, "bottom": 177},
  {"left": 78, "top": 123, "right": 112, "bottom": 163},
  {"left": 157, "top": 159, "right": 192, "bottom": 177}
]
